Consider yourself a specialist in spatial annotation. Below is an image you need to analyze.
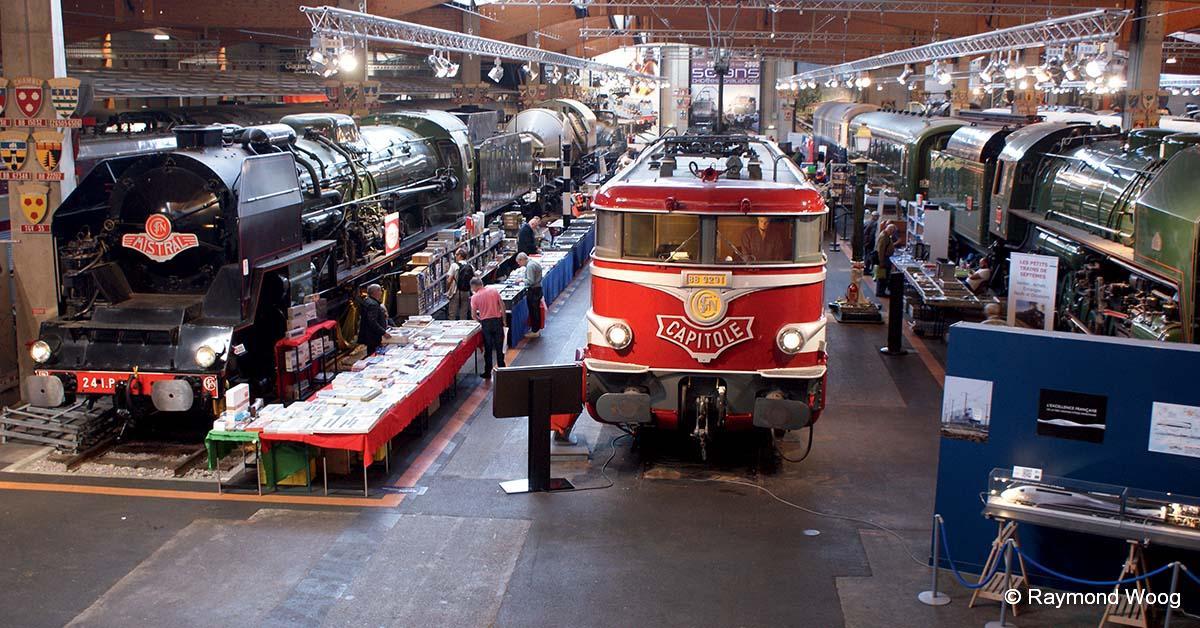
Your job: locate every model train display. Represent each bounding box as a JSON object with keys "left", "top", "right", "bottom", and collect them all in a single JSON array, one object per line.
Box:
[
  {"left": 22, "top": 100, "right": 621, "bottom": 422},
  {"left": 583, "top": 134, "right": 828, "bottom": 460},
  {"left": 812, "top": 102, "right": 1200, "bottom": 343}
]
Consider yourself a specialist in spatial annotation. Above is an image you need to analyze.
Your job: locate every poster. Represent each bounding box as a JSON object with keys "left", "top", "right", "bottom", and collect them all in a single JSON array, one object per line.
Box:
[
  {"left": 1149, "top": 401, "right": 1200, "bottom": 458},
  {"left": 384, "top": 212, "right": 400, "bottom": 257},
  {"left": 1037, "top": 388, "right": 1108, "bottom": 443},
  {"left": 940, "top": 376, "right": 993, "bottom": 442},
  {"left": 1007, "top": 252, "right": 1058, "bottom": 330},
  {"left": 689, "top": 49, "right": 761, "bottom": 132}
]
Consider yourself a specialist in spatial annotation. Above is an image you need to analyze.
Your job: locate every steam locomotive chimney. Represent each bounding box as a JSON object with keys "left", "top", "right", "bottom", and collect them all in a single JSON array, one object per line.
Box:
[{"left": 173, "top": 125, "right": 225, "bottom": 150}]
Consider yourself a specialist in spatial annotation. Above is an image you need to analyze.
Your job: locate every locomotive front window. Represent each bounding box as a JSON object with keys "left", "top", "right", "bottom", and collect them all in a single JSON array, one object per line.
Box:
[
  {"left": 622, "top": 213, "right": 701, "bottom": 262},
  {"left": 715, "top": 216, "right": 794, "bottom": 263},
  {"left": 595, "top": 210, "right": 621, "bottom": 258}
]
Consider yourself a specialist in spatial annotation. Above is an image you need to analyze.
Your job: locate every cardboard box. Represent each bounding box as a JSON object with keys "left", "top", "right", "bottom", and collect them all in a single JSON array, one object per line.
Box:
[
  {"left": 411, "top": 251, "right": 436, "bottom": 266},
  {"left": 399, "top": 268, "right": 425, "bottom": 294},
  {"left": 225, "top": 383, "right": 250, "bottom": 411}
]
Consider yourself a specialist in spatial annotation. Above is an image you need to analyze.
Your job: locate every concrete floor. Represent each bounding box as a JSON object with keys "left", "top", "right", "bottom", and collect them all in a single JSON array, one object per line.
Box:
[{"left": 1, "top": 251, "right": 1193, "bottom": 628}]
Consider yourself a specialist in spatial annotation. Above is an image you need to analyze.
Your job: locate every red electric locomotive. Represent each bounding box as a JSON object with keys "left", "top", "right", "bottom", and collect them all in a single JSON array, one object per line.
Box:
[{"left": 584, "top": 135, "right": 828, "bottom": 458}]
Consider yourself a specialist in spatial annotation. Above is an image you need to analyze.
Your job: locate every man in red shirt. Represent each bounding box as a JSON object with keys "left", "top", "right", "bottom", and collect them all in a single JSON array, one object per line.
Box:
[{"left": 469, "top": 277, "right": 506, "bottom": 379}]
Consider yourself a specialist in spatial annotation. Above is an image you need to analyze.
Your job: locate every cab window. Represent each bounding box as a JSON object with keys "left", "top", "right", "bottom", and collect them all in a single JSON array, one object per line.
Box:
[
  {"left": 622, "top": 213, "right": 701, "bottom": 262},
  {"left": 715, "top": 216, "right": 794, "bottom": 263}
]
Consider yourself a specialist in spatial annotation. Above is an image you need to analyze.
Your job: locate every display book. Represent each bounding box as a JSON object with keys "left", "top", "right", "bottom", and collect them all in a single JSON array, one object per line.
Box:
[
  {"left": 984, "top": 467, "right": 1200, "bottom": 549},
  {"left": 546, "top": 215, "right": 596, "bottom": 252},
  {"left": 218, "top": 319, "right": 480, "bottom": 436},
  {"left": 396, "top": 213, "right": 504, "bottom": 317},
  {"left": 493, "top": 250, "right": 572, "bottom": 304}
]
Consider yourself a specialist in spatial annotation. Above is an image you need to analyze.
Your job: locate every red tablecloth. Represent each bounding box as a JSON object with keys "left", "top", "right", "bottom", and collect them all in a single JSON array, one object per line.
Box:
[{"left": 259, "top": 330, "right": 481, "bottom": 467}]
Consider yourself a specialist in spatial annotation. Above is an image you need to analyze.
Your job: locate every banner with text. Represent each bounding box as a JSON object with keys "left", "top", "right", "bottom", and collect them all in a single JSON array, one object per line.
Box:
[
  {"left": 689, "top": 49, "right": 761, "bottom": 133},
  {"left": 1007, "top": 252, "right": 1059, "bottom": 330}
]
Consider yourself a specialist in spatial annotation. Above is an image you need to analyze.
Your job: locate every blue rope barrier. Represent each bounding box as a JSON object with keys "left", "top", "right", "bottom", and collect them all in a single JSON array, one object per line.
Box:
[
  {"left": 1011, "top": 544, "right": 1176, "bottom": 586},
  {"left": 1183, "top": 565, "right": 1200, "bottom": 588},
  {"left": 935, "top": 517, "right": 1006, "bottom": 590}
]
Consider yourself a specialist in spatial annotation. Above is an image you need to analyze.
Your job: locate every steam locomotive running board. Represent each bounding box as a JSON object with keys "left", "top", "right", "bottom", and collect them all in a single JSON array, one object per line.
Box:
[{"left": 1010, "top": 209, "right": 1174, "bottom": 285}]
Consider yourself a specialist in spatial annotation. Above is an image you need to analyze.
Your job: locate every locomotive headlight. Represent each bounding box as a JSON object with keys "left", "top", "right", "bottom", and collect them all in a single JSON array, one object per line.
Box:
[
  {"left": 195, "top": 345, "right": 219, "bottom": 368},
  {"left": 776, "top": 328, "right": 805, "bottom": 354},
  {"left": 605, "top": 323, "right": 632, "bottom": 350},
  {"left": 30, "top": 340, "right": 53, "bottom": 364}
]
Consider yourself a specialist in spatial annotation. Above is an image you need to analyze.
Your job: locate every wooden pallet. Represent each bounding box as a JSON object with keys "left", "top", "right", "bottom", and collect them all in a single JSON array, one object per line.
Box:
[{"left": 0, "top": 400, "right": 115, "bottom": 451}]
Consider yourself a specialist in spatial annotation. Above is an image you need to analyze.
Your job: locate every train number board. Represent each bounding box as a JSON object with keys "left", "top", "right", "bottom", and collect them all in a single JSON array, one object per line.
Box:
[{"left": 683, "top": 272, "right": 730, "bottom": 288}]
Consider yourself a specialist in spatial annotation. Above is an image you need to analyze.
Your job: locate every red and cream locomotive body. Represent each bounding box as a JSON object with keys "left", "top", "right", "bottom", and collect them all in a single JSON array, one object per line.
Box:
[{"left": 584, "top": 135, "right": 828, "bottom": 454}]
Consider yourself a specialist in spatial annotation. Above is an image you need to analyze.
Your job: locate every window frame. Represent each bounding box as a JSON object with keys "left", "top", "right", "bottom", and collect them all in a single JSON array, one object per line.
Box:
[{"left": 594, "top": 209, "right": 826, "bottom": 267}]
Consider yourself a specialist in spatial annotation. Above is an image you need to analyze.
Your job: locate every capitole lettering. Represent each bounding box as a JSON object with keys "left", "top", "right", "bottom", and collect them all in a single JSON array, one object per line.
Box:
[{"left": 656, "top": 315, "right": 754, "bottom": 363}]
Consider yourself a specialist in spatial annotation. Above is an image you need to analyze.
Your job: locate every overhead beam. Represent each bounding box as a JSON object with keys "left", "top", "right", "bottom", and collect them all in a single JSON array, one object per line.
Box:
[
  {"left": 300, "top": 5, "right": 659, "bottom": 79},
  {"left": 782, "top": 8, "right": 1129, "bottom": 81},
  {"left": 490, "top": 0, "right": 1096, "bottom": 17},
  {"left": 580, "top": 27, "right": 925, "bottom": 44}
]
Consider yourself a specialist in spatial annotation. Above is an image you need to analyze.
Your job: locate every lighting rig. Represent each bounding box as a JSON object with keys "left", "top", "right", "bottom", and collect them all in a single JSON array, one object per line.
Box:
[
  {"left": 300, "top": 5, "right": 659, "bottom": 84},
  {"left": 777, "top": 9, "right": 1129, "bottom": 94}
]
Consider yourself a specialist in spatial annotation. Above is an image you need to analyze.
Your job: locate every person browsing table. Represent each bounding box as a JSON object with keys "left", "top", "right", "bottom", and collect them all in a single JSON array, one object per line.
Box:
[
  {"left": 516, "top": 252, "right": 543, "bottom": 338},
  {"left": 469, "top": 277, "right": 506, "bottom": 379}
]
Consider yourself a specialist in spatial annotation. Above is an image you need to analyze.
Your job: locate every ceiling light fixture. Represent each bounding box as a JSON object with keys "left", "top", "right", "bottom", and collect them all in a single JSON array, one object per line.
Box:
[{"left": 488, "top": 57, "right": 504, "bottom": 82}]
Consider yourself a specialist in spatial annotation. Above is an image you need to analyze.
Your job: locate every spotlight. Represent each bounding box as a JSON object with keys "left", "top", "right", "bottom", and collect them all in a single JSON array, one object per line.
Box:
[
  {"left": 565, "top": 70, "right": 579, "bottom": 84},
  {"left": 972, "top": 86, "right": 982, "bottom": 96},
  {"left": 768, "top": 2, "right": 782, "bottom": 13},
  {"left": 1013, "top": 65, "right": 1027, "bottom": 80},
  {"left": 933, "top": 61, "right": 951, "bottom": 85},
  {"left": 1033, "top": 64, "right": 1051, "bottom": 84},
  {"left": 876, "top": 83, "right": 883, "bottom": 91},
  {"left": 1167, "top": 56, "right": 1178, "bottom": 64},
  {"left": 338, "top": 49, "right": 359, "bottom": 73},
  {"left": 1085, "top": 57, "right": 1106, "bottom": 78},
  {"left": 488, "top": 57, "right": 504, "bottom": 82},
  {"left": 154, "top": 33, "right": 170, "bottom": 41},
  {"left": 859, "top": 75, "right": 871, "bottom": 88},
  {"left": 1107, "top": 74, "right": 1125, "bottom": 89},
  {"left": 1017, "top": 78, "right": 1030, "bottom": 90},
  {"left": 896, "top": 64, "right": 913, "bottom": 85}
]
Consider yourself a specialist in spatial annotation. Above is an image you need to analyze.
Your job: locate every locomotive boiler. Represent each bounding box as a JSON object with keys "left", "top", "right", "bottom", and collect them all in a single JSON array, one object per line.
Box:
[
  {"left": 23, "top": 114, "right": 462, "bottom": 420},
  {"left": 818, "top": 98, "right": 1200, "bottom": 344},
  {"left": 584, "top": 134, "right": 828, "bottom": 460}
]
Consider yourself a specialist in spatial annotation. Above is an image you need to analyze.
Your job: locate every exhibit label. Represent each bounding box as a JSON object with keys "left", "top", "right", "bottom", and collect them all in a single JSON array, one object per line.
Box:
[{"left": 1007, "top": 252, "right": 1058, "bottom": 330}]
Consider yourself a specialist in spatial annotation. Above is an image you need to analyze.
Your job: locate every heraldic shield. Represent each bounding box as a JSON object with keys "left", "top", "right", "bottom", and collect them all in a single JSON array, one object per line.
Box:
[
  {"left": 47, "top": 77, "right": 81, "bottom": 118},
  {"left": 13, "top": 77, "right": 43, "bottom": 118},
  {"left": 34, "top": 131, "right": 64, "bottom": 172},
  {"left": 19, "top": 186, "right": 49, "bottom": 224},
  {"left": 0, "top": 131, "right": 28, "bottom": 172},
  {"left": 0, "top": 77, "right": 8, "bottom": 116}
]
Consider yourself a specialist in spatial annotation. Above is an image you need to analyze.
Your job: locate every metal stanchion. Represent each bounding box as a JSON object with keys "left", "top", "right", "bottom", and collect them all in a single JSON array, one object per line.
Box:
[
  {"left": 1165, "top": 561, "right": 1181, "bottom": 628},
  {"left": 985, "top": 540, "right": 1017, "bottom": 628},
  {"left": 919, "top": 514, "right": 952, "bottom": 606}
]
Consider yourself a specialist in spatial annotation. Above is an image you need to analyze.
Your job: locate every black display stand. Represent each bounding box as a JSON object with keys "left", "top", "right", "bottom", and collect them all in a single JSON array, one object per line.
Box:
[
  {"left": 493, "top": 364, "right": 583, "bottom": 494},
  {"left": 880, "top": 271, "right": 910, "bottom": 356}
]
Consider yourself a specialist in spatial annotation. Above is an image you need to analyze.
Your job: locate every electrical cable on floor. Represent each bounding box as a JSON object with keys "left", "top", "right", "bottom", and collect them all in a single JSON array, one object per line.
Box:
[
  {"left": 776, "top": 425, "right": 814, "bottom": 463},
  {"left": 557, "top": 432, "right": 631, "bottom": 493},
  {"left": 692, "top": 477, "right": 929, "bottom": 568}
]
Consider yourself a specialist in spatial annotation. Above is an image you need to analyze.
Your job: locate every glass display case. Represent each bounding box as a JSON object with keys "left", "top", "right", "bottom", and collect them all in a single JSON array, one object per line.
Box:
[{"left": 984, "top": 467, "right": 1200, "bottom": 550}]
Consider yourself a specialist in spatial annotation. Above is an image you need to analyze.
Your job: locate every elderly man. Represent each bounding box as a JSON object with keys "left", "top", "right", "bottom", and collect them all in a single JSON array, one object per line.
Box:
[
  {"left": 516, "top": 252, "right": 544, "bottom": 338},
  {"left": 874, "top": 223, "right": 897, "bottom": 297},
  {"left": 469, "top": 277, "right": 506, "bottom": 379},
  {"left": 517, "top": 215, "right": 541, "bottom": 256},
  {"left": 358, "top": 283, "right": 391, "bottom": 354}
]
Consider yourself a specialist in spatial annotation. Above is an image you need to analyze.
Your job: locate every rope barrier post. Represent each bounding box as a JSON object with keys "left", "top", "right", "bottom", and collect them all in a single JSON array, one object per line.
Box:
[
  {"left": 985, "top": 539, "right": 1017, "bottom": 628},
  {"left": 1164, "top": 561, "right": 1180, "bottom": 628},
  {"left": 919, "top": 514, "right": 952, "bottom": 606}
]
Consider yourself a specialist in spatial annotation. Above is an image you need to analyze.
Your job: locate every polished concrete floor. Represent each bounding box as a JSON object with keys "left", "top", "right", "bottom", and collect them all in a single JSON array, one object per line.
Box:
[{"left": 0, "top": 250, "right": 1191, "bottom": 628}]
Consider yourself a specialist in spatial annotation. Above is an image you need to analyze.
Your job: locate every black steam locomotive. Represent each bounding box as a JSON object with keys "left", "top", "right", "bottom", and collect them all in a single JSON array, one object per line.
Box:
[{"left": 22, "top": 104, "right": 621, "bottom": 422}]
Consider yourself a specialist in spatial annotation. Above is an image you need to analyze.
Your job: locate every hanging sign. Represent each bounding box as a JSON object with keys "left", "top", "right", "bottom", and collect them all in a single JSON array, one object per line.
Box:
[
  {"left": 1006, "top": 252, "right": 1059, "bottom": 330},
  {"left": 384, "top": 212, "right": 401, "bottom": 256}
]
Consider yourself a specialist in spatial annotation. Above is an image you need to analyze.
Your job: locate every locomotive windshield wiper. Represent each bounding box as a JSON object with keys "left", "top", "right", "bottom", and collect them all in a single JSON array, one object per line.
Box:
[
  {"left": 716, "top": 230, "right": 747, "bottom": 262},
  {"left": 662, "top": 229, "right": 700, "bottom": 262}
]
